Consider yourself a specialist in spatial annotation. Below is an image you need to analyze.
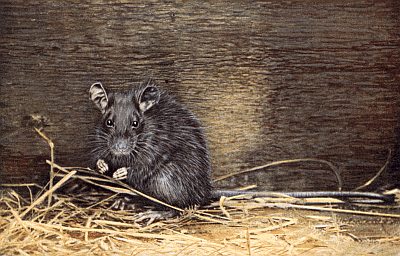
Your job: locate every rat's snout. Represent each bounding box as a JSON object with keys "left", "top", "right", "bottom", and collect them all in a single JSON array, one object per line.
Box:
[
  {"left": 116, "top": 140, "right": 129, "bottom": 151},
  {"left": 111, "top": 138, "right": 132, "bottom": 155}
]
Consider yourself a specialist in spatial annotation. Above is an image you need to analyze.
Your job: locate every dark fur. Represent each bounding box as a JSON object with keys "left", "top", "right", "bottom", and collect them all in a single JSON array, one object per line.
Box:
[{"left": 89, "top": 80, "right": 212, "bottom": 208}]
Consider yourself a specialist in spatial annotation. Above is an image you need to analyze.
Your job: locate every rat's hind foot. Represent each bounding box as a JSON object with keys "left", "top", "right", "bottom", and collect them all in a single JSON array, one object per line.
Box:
[
  {"left": 111, "top": 196, "right": 136, "bottom": 211},
  {"left": 113, "top": 167, "right": 128, "bottom": 180},
  {"left": 135, "top": 210, "right": 177, "bottom": 226},
  {"left": 96, "top": 159, "right": 109, "bottom": 174}
]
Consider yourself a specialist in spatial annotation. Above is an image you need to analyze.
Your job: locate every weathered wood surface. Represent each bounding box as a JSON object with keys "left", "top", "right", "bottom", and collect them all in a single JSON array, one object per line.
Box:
[{"left": 1, "top": 1, "right": 399, "bottom": 190}]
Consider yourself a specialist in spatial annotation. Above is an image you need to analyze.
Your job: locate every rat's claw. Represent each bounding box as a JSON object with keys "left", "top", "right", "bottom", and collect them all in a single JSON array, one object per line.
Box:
[
  {"left": 113, "top": 167, "right": 128, "bottom": 180},
  {"left": 96, "top": 159, "right": 109, "bottom": 174},
  {"left": 135, "top": 210, "right": 177, "bottom": 226}
]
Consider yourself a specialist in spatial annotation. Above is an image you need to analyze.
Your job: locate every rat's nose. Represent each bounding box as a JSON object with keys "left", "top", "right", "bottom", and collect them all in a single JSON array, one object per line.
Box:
[
  {"left": 116, "top": 140, "right": 128, "bottom": 150},
  {"left": 112, "top": 139, "right": 131, "bottom": 155}
]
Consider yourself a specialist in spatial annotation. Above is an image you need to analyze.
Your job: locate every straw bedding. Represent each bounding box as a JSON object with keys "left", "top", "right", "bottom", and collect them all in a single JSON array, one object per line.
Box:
[
  {"left": 0, "top": 131, "right": 399, "bottom": 255},
  {"left": 1, "top": 183, "right": 399, "bottom": 255}
]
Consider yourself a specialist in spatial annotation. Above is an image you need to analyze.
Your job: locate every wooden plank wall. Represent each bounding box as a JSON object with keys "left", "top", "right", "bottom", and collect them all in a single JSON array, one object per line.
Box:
[{"left": 1, "top": 1, "right": 399, "bottom": 191}]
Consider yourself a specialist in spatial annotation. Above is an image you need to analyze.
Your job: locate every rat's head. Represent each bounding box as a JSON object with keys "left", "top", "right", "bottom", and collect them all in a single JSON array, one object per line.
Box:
[{"left": 89, "top": 80, "right": 160, "bottom": 158}]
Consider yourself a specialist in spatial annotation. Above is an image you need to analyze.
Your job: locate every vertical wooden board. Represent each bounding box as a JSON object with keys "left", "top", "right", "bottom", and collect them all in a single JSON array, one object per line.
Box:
[{"left": 0, "top": 1, "right": 399, "bottom": 190}]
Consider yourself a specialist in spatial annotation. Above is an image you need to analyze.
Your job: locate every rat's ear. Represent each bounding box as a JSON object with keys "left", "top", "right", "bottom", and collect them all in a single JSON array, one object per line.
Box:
[
  {"left": 89, "top": 82, "right": 108, "bottom": 114},
  {"left": 138, "top": 80, "right": 160, "bottom": 113}
]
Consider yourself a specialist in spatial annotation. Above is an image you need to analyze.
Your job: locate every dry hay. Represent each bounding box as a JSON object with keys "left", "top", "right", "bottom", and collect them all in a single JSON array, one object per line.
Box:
[
  {"left": 1, "top": 180, "right": 400, "bottom": 256},
  {"left": 0, "top": 130, "right": 400, "bottom": 255}
]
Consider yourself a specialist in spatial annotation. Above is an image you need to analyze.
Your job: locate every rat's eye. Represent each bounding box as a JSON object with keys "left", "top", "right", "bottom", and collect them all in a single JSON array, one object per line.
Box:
[
  {"left": 131, "top": 121, "right": 139, "bottom": 128},
  {"left": 106, "top": 119, "right": 114, "bottom": 127}
]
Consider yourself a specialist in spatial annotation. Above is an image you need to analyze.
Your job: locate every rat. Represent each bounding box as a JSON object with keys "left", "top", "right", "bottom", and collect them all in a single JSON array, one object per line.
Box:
[
  {"left": 89, "top": 79, "right": 394, "bottom": 224},
  {"left": 89, "top": 79, "right": 212, "bottom": 222}
]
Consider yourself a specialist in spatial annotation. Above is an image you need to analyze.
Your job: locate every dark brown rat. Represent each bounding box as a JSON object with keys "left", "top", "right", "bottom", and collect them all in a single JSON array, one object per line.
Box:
[
  {"left": 89, "top": 79, "right": 212, "bottom": 213},
  {"left": 89, "top": 79, "right": 394, "bottom": 223}
]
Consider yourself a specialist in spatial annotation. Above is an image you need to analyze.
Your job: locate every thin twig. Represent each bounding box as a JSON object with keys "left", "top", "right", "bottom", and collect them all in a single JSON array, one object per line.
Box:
[
  {"left": 246, "top": 227, "right": 252, "bottom": 256},
  {"left": 219, "top": 196, "right": 231, "bottom": 219},
  {"left": 355, "top": 149, "right": 391, "bottom": 191},
  {"left": 34, "top": 128, "right": 55, "bottom": 207},
  {"left": 0, "top": 183, "right": 41, "bottom": 189},
  {"left": 213, "top": 158, "right": 342, "bottom": 191}
]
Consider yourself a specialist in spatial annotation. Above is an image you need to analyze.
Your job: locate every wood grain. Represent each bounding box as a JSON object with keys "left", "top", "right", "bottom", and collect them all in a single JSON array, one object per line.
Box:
[{"left": 1, "top": 0, "right": 399, "bottom": 191}]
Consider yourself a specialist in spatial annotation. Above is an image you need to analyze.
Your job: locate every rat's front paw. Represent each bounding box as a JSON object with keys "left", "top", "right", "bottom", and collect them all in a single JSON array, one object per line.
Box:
[
  {"left": 113, "top": 167, "right": 128, "bottom": 180},
  {"left": 96, "top": 159, "right": 109, "bottom": 174}
]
